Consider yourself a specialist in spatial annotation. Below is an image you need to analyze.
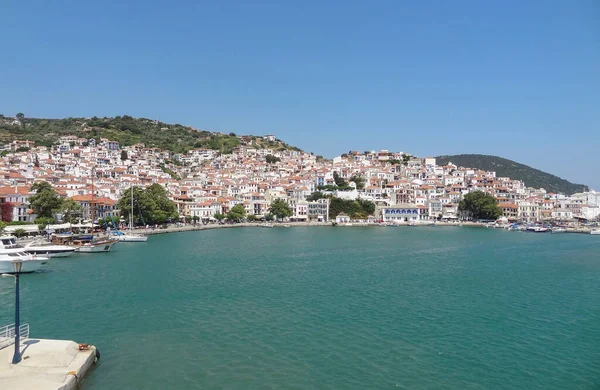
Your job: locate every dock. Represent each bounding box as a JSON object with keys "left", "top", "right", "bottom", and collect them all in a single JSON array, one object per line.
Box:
[{"left": 0, "top": 334, "right": 98, "bottom": 390}]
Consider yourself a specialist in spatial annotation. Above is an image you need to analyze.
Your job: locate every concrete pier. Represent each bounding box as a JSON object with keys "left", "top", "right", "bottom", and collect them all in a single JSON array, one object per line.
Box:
[{"left": 0, "top": 339, "right": 98, "bottom": 390}]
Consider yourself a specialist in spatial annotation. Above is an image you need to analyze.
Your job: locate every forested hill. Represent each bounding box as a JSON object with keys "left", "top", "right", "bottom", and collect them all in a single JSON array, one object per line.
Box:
[
  {"left": 0, "top": 114, "right": 302, "bottom": 154},
  {"left": 435, "top": 154, "right": 587, "bottom": 195}
]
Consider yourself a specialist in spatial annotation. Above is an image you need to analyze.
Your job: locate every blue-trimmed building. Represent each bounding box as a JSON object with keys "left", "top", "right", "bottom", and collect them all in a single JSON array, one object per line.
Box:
[{"left": 380, "top": 204, "right": 419, "bottom": 222}]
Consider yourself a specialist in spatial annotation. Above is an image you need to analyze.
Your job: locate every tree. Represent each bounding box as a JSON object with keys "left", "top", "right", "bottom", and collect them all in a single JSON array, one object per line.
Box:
[
  {"left": 34, "top": 154, "right": 40, "bottom": 167},
  {"left": 14, "top": 228, "right": 26, "bottom": 238},
  {"left": 227, "top": 204, "right": 246, "bottom": 222},
  {"left": 0, "top": 221, "right": 6, "bottom": 233},
  {"left": 333, "top": 172, "right": 347, "bottom": 187},
  {"left": 121, "top": 150, "right": 128, "bottom": 161},
  {"left": 1, "top": 202, "right": 13, "bottom": 222},
  {"left": 214, "top": 213, "right": 225, "bottom": 222},
  {"left": 35, "top": 216, "right": 55, "bottom": 232},
  {"left": 269, "top": 198, "right": 292, "bottom": 221},
  {"left": 306, "top": 191, "right": 325, "bottom": 201},
  {"left": 247, "top": 214, "right": 258, "bottom": 222},
  {"left": 60, "top": 198, "right": 82, "bottom": 223},
  {"left": 458, "top": 191, "right": 501, "bottom": 220},
  {"left": 192, "top": 215, "right": 199, "bottom": 224},
  {"left": 349, "top": 174, "right": 366, "bottom": 190},
  {"left": 185, "top": 215, "right": 192, "bottom": 224},
  {"left": 29, "top": 182, "right": 63, "bottom": 218},
  {"left": 265, "top": 154, "right": 281, "bottom": 164},
  {"left": 16, "top": 113, "right": 24, "bottom": 119},
  {"left": 328, "top": 197, "right": 376, "bottom": 219},
  {"left": 117, "top": 184, "right": 179, "bottom": 225},
  {"left": 264, "top": 213, "right": 275, "bottom": 222}
]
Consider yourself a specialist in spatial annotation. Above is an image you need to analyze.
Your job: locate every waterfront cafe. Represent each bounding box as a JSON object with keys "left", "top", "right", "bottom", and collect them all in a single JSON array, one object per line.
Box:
[{"left": 380, "top": 204, "right": 420, "bottom": 222}]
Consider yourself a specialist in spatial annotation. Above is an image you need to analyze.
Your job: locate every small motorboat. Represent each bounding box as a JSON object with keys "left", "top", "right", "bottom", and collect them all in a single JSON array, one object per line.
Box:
[{"left": 551, "top": 227, "right": 567, "bottom": 234}]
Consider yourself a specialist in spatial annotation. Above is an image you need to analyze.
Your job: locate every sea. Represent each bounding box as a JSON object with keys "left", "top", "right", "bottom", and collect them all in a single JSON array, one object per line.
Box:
[{"left": 1, "top": 226, "right": 599, "bottom": 389}]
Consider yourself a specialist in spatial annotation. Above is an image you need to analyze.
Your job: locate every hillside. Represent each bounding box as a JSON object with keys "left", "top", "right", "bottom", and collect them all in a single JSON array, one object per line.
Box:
[
  {"left": 0, "top": 114, "right": 302, "bottom": 154},
  {"left": 435, "top": 154, "right": 587, "bottom": 195}
]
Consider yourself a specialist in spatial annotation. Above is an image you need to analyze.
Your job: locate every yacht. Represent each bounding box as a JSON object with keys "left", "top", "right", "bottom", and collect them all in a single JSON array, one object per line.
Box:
[
  {"left": 591, "top": 229, "right": 600, "bottom": 235},
  {"left": 23, "top": 238, "right": 77, "bottom": 258},
  {"left": 110, "top": 230, "right": 148, "bottom": 242},
  {"left": 0, "top": 236, "right": 49, "bottom": 273}
]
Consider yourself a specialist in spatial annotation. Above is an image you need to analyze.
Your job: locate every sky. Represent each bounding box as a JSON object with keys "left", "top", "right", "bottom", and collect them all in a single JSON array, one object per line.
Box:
[{"left": 1, "top": 0, "right": 599, "bottom": 189}]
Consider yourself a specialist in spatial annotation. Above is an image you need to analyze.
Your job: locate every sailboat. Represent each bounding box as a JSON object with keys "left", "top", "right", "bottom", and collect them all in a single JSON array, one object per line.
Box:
[
  {"left": 76, "top": 167, "right": 119, "bottom": 252},
  {"left": 111, "top": 186, "right": 148, "bottom": 242}
]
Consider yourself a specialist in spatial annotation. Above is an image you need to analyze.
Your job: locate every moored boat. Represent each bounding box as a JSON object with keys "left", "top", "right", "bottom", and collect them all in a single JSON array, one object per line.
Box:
[
  {"left": 551, "top": 227, "right": 567, "bottom": 234},
  {"left": 0, "top": 236, "right": 49, "bottom": 273},
  {"left": 51, "top": 233, "right": 118, "bottom": 253},
  {"left": 591, "top": 229, "right": 600, "bottom": 235},
  {"left": 110, "top": 230, "right": 148, "bottom": 242},
  {"left": 23, "top": 239, "right": 77, "bottom": 258},
  {"left": 76, "top": 239, "right": 118, "bottom": 253}
]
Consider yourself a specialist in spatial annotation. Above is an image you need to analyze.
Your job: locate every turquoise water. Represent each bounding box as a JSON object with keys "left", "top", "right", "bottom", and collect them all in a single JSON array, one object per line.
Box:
[{"left": 1, "top": 227, "right": 599, "bottom": 389}]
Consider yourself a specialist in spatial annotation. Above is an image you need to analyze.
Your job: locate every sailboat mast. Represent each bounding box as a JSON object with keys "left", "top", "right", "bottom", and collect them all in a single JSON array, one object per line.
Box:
[
  {"left": 91, "top": 166, "right": 94, "bottom": 226},
  {"left": 130, "top": 185, "right": 134, "bottom": 230}
]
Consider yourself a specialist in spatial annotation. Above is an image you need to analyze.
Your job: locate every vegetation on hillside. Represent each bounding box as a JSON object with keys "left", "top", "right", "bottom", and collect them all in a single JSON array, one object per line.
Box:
[
  {"left": 436, "top": 154, "right": 587, "bottom": 195},
  {"left": 0, "top": 114, "right": 301, "bottom": 154}
]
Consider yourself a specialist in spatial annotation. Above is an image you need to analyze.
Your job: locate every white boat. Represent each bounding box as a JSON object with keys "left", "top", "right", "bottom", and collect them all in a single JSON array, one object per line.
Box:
[
  {"left": 551, "top": 227, "right": 567, "bottom": 234},
  {"left": 591, "top": 229, "right": 600, "bottom": 235},
  {"left": 23, "top": 239, "right": 77, "bottom": 258},
  {"left": 0, "top": 236, "right": 49, "bottom": 273},
  {"left": 532, "top": 226, "right": 550, "bottom": 233},
  {"left": 110, "top": 230, "right": 148, "bottom": 242},
  {"left": 75, "top": 239, "right": 119, "bottom": 253}
]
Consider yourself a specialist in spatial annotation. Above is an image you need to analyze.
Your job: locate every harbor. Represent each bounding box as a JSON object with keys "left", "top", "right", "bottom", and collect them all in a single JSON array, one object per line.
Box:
[{"left": 1, "top": 226, "right": 598, "bottom": 389}]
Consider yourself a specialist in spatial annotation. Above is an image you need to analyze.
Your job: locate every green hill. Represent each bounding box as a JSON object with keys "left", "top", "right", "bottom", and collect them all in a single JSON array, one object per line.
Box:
[
  {"left": 0, "top": 114, "right": 301, "bottom": 154},
  {"left": 435, "top": 154, "right": 587, "bottom": 195}
]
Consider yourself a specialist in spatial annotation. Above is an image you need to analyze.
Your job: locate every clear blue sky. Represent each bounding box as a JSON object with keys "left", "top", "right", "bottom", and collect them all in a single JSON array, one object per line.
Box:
[{"left": 1, "top": 0, "right": 599, "bottom": 189}]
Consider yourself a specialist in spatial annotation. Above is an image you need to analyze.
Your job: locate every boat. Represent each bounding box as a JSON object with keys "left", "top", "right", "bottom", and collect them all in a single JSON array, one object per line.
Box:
[
  {"left": 76, "top": 238, "right": 119, "bottom": 253},
  {"left": 24, "top": 239, "right": 77, "bottom": 258},
  {"left": 0, "top": 236, "right": 49, "bottom": 273},
  {"left": 51, "top": 233, "right": 118, "bottom": 253},
  {"left": 591, "top": 229, "right": 600, "bottom": 235},
  {"left": 551, "top": 227, "right": 567, "bottom": 234},
  {"left": 532, "top": 226, "right": 550, "bottom": 233},
  {"left": 110, "top": 186, "right": 148, "bottom": 242},
  {"left": 110, "top": 230, "right": 148, "bottom": 242}
]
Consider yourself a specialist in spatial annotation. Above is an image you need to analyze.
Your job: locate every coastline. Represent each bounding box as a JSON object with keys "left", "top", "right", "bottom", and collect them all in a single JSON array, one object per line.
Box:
[
  {"left": 134, "top": 220, "right": 479, "bottom": 236},
  {"left": 128, "top": 220, "right": 596, "bottom": 236}
]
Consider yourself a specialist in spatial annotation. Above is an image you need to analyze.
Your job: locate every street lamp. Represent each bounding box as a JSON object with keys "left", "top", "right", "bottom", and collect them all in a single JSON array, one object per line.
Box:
[{"left": 2, "top": 259, "right": 24, "bottom": 364}]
